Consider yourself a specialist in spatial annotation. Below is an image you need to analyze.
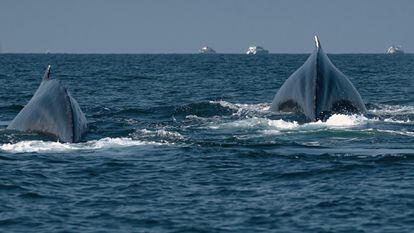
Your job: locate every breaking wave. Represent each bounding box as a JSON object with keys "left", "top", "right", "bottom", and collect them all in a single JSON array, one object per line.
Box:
[
  {"left": 211, "top": 114, "right": 369, "bottom": 131},
  {"left": 0, "top": 137, "right": 167, "bottom": 154},
  {"left": 370, "top": 104, "right": 414, "bottom": 116},
  {"left": 136, "top": 128, "right": 184, "bottom": 140}
]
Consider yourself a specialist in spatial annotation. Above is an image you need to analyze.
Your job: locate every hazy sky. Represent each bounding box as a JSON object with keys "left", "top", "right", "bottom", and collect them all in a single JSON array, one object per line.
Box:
[{"left": 0, "top": 0, "right": 412, "bottom": 53}]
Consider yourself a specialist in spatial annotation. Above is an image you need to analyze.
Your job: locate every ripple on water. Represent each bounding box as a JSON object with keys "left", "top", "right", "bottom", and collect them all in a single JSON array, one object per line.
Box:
[{"left": 0, "top": 54, "right": 413, "bottom": 232}]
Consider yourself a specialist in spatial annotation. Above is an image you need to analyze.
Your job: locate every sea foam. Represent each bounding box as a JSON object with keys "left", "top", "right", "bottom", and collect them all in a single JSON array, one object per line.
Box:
[
  {"left": 0, "top": 137, "right": 164, "bottom": 153},
  {"left": 212, "top": 114, "right": 368, "bottom": 131}
]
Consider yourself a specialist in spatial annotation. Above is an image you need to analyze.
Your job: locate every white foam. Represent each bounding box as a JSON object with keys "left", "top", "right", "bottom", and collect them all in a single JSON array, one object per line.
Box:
[
  {"left": 383, "top": 118, "right": 412, "bottom": 124},
  {"left": 370, "top": 104, "right": 414, "bottom": 115},
  {"left": 185, "top": 115, "right": 205, "bottom": 120},
  {"left": 0, "top": 137, "right": 164, "bottom": 154},
  {"left": 324, "top": 114, "right": 368, "bottom": 127},
  {"left": 211, "top": 114, "right": 368, "bottom": 132},
  {"left": 139, "top": 129, "right": 184, "bottom": 140},
  {"left": 209, "top": 100, "right": 239, "bottom": 111},
  {"left": 209, "top": 100, "right": 270, "bottom": 115},
  {"left": 300, "top": 114, "right": 369, "bottom": 131},
  {"left": 211, "top": 117, "right": 298, "bottom": 130},
  {"left": 233, "top": 103, "right": 270, "bottom": 112}
]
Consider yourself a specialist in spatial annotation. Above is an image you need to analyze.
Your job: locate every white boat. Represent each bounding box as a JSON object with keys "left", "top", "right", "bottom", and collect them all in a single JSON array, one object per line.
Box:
[
  {"left": 200, "top": 46, "right": 216, "bottom": 54},
  {"left": 386, "top": 45, "right": 404, "bottom": 54},
  {"left": 246, "top": 45, "right": 269, "bottom": 55}
]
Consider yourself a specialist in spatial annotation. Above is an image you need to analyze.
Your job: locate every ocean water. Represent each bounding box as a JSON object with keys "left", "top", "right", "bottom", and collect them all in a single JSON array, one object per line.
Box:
[{"left": 0, "top": 54, "right": 413, "bottom": 232}]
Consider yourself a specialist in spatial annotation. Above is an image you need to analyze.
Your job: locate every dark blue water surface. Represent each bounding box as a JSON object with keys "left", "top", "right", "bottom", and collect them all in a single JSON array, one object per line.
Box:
[{"left": 0, "top": 54, "right": 413, "bottom": 232}]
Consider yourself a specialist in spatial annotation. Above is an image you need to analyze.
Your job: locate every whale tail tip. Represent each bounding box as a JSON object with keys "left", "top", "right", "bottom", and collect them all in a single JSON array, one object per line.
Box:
[
  {"left": 314, "top": 36, "right": 321, "bottom": 49},
  {"left": 43, "top": 65, "right": 51, "bottom": 81}
]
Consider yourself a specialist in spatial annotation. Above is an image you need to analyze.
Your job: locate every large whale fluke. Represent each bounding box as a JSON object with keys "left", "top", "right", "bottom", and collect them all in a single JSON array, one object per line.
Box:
[
  {"left": 7, "top": 65, "right": 87, "bottom": 142},
  {"left": 270, "top": 36, "right": 367, "bottom": 121}
]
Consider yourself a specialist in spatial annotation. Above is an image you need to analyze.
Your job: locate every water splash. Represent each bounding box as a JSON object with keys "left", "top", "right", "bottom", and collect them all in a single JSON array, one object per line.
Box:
[
  {"left": 211, "top": 114, "right": 369, "bottom": 131},
  {"left": 370, "top": 104, "right": 414, "bottom": 116},
  {"left": 0, "top": 137, "right": 165, "bottom": 154},
  {"left": 137, "top": 129, "right": 184, "bottom": 140}
]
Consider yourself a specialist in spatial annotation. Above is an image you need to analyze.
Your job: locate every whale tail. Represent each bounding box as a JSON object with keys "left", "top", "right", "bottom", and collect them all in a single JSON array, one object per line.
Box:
[
  {"left": 270, "top": 37, "right": 366, "bottom": 121},
  {"left": 8, "top": 65, "right": 87, "bottom": 142}
]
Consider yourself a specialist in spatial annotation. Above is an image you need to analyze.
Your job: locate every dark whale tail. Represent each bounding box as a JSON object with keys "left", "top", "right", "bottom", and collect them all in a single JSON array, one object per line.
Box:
[
  {"left": 7, "top": 65, "right": 87, "bottom": 142},
  {"left": 270, "top": 36, "right": 367, "bottom": 121}
]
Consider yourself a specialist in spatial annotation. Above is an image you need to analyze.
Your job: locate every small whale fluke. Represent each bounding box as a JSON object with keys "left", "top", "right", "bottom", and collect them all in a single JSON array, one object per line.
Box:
[
  {"left": 7, "top": 65, "right": 87, "bottom": 142},
  {"left": 270, "top": 36, "right": 367, "bottom": 121}
]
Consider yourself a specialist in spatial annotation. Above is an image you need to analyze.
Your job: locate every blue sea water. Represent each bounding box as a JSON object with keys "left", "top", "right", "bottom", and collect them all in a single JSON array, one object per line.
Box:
[{"left": 0, "top": 54, "right": 413, "bottom": 232}]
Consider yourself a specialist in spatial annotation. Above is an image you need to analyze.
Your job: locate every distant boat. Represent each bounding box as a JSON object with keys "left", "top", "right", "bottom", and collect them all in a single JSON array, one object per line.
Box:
[
  {"left": 386, "top": 45, "right": 404, "bottom": 54},
  {"left": 200, "top": 46, "right": 216, "bottom": 54},
  {"left": 246, "top": 45, "right": 269, "bottom": 55}
]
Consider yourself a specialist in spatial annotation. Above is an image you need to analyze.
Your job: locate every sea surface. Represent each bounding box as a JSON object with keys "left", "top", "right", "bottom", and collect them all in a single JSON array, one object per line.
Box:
[{"left": 0, "top": 54, "right": 413, "bottom": 232}]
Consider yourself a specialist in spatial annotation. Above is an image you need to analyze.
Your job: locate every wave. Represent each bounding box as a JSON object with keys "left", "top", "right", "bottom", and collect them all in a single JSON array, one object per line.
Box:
[
  {"left": 383, "top": 118, "right": 412, "bottom": 124},
  {"left": 308, "top": 114, "right": 369, "bottom": 127},
  {"left": 211, "top": 114, "right": 369, "bottom": 131},
  {"left": 210, "top": 101, "right": 414, "bottom": 118},
  {"left": 0, "top": 137, "right": 166, "bottom": 154},
  {"left": 370, "top": 129, "right": 414, "bottom": 137},
  {"left": 211, "top": 101, "right": 412, "bottom": 116},
  {"left": 0, "top": 121, "right": 11, "bottom": 127},
  {"left": 136, "top": 129, "right": 184, "bottom": 140},
  {"left": 0, "top": 104, "right": 24, "bottom": 112},
  {"left": 2, "top": 101, "right": 412, "bottom": 154},
  {"left": 369, "top": 104, "right": 414, "bottom": 116},
  {"left": 208, "top": 100, "right": 270, "bottom": 116},
  {"left": 211, "top": 116, "right": 299, "bottom": 130},
  {"left": 173, "top": 101, "right": 236, "bottom": 118}
]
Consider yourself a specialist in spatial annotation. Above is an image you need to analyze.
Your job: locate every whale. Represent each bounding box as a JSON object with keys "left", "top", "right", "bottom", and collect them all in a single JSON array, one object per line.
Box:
[
  {"left": 270, "top": 36, "right": 367, "bottom": 121},
  {"left": 7, "top": 65, "right": 87, "bottom": 142}
]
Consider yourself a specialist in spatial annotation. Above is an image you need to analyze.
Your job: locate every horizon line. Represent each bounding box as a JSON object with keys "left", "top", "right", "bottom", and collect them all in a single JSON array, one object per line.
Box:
[{"left": 1, "top": 52, "right": 409, "bottom": 55}]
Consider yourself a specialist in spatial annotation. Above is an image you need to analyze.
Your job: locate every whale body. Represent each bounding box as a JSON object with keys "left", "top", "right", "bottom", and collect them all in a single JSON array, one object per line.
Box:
[
  {"left": 270, "top": 36, "right": 367, "bottom": 121},
  {"left": 7, "top": 65, "right": 87, "bottom": 142}
]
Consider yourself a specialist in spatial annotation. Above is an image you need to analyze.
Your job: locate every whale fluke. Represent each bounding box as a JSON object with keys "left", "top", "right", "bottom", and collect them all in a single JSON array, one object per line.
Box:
[
  {"left": 7, "top": 65, "right": 87, "bottom": 142},
  {"left": 270, "top": 36, "right": 367, "bottom": 121}
]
